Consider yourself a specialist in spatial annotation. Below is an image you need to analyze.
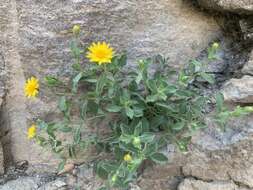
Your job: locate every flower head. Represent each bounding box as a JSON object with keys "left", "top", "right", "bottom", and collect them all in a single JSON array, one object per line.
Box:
[
  {"left": 72, "top": 25, "right": 81, "bottom": 35},
  {"left": 28, "top": 124, "right": 37, "bottom": 139},
  {"left": 24, "top": 77, "right": 39, "bottom": 98},
  {"left": 86, "top": 42, "right": 114, "bottom": 65},
  {"left": 123, "top": 153, "right": 132, "bottom": 162}
]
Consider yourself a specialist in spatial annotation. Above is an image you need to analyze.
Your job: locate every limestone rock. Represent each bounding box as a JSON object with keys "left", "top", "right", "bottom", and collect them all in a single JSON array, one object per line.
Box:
[
  {"left": 197, "top": 0, "right": 253, "bottom": 15},
  {"left": 178, "top": 178, "right": 248, "bottom": 190},
  {"left": 222, "top": 75, "right": 253, "bottom": 103}
]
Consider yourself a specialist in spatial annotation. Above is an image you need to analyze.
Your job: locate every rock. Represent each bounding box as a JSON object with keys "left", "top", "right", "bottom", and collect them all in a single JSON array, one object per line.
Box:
[
  {"left": 0, "top": 0, "right": 221, "bottom": 172},
  {"left": 71, "top": 165, "right": 103, "bottom": 190},
  {"left": 239, "top": 17, "right": 253, "bottom": 42},
  {"left": 178, "top": 178, "right": 248, "bottom": 190},
  {"left": 0, "top": 177, "right": 40, "bottom": 190},
  {"left": 222, "top": 75, "right": 253, "bottom": 103},
  {"left": 38, "top": 180, "right": 67, "bottom": 190},
  {"left": 0, "top": 142, "right": 4, "bottom": 175},
  {"left": 182, "top": 116, "right": 253, "bottom": 188},
  {"left": 242, "top": 50, "right": 253, "bottom": 75},
  {"left": 197, "top": 0, "right": 253, "bottom": 15}
]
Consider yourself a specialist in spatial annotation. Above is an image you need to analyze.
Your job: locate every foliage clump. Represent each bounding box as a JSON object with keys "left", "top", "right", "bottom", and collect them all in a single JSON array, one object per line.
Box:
[{"left": 25, "top": 26, "right": 253, "bottom": 190}]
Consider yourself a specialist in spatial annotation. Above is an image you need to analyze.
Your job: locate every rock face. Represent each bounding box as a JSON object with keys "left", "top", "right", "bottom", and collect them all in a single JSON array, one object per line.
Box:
[
  {"left": 242, "top": 50, "right": 253, "bottom": 76},
  {"left": 222, "top": 75, "right": 253, "bottom": 103},
  {"left": 0, "top": 177, "right": 67, "bottom": 190},
  {"left": 0, "top": 0, "right": 221, "bottom": 171},
  {"left": 178, "top": 179, "right": 249, "bottom": 190},
  {"left": 197, "top": 0, "right": 253, "bottom": 15},
  {"left": 182, "top": 116, "right": 253, "bottom": 188},
  {"left": 1, "top": 0, "right": 253, "bottom": 189}
]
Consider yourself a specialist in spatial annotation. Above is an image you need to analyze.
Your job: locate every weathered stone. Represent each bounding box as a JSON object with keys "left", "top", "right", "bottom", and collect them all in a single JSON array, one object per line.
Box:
[
  {"left": 242, "top": 50, "right": 253, "bottom": 75},
  {"left": 178, "top": 178, "right": 249, "bottom": 190},
  {"left": 197, "top": 0, "right": 253, "bottom": 15},
  {"left": 222, "top": 75, "right": 253, "bottom": 103},
  {"left": 0, "top": 0, "right": 59, "bottom": 172},
  {"left": 239, "top": 17, "right": 253, "bottom": 42},
  {"left": 71, "top": 165, "right": 103, "bottom": 190},
  {"left": 0, "top": 143, "right": 4, "bottom": 175},
  {"left": 182, "top": 116, "right": 253, "bottom": 188},
  {"left": 0, "top": 177, "right": 40, "bottom": 190},
  {"left": 38, "top": 180, "right": 67, "bottom": 190}
]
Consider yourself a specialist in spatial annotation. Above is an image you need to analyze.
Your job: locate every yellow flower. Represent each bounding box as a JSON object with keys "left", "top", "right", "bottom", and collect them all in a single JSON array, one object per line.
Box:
[
  {"left": 124, "top": 153, "right": 132, "bottom": 162},
  {"left": 24, "top": 77, "right": 39, "bottom": 98},
  {"left": 28, "top": 124, "right": 37, "bottom": 139},
  {"left": 86, "top": 42, "right": 114, "bottom": 65},
  {"left": 72, "top": 25, "right": 81, "bottom": 35}
]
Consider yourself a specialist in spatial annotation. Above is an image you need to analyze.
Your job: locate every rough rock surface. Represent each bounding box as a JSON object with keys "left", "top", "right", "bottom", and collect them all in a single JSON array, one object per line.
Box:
[
  {"left": 182, "top": 116, "right": 253, "bottom": 188},
  {"left": 0, "top": 177, "right": 40, "bottom": 190},
  {"left": 0, "top": 0, "right": 221, "bottom": 171},
  {"left": 242, "top": 50, "right": 253, "bottom": 75},
  {"left": 1, "top": 0, "right": 253, "bottom": 189},
  {"left": 197, "top": 0, "right": 253, "bottom": 15},
  {"left": 221, "top": 75, "right": 253, "bottom": 103},
  {"left": 0, "top": 145, "right": 4, "bottom": 175},
  {"left": 178, "top": 178, "right": 249, "bottom": 190},
  {"left": 0, "top": 177, "right": 67, "bottom": 190}
]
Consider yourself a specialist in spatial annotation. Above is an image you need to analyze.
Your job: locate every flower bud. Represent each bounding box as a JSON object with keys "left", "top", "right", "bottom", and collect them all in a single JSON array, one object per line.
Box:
[
  {"left": 212, "top": 42, "right": 219, "bottom": 49},
  {"left": 72, "top": 25, "right": 81, "bottom": 35},
  {"left": 124, "top": 153, "right": 132, "bottom": 162},
  {"left": 133, "top": 137, "right": 141, "bottom": 146},
  {"left": 111, "top": 174, "right": 117, "bottom": 183}
]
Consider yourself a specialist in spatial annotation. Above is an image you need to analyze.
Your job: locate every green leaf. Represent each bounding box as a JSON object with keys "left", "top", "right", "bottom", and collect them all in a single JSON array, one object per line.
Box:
[
  {"left": 70, "top": 41, "right": 81, "bottom": 58},
  {"left": 118, "top": 54, "right": 127, "bottom": 67},
  {"left": 58, "top": 96, "right": 68, "bottom": 112},
  {"left": 96, "top": 74, "right": 107, "bottom": 95},
  {"left": 149, "top": 153, "right": 168, "bottom": 164},
  {"left": 134, "top": 121, "right": 142, "bottom": 136},
  {"left": 96, "top": 163, "right": 109, "bottom": 179},
  {"left": 136, "top": 72, "right": 142, "bottom": 84},
  {"left": 191, "top": 60, "right": 202, "bottom": 72},
  {"left": 57, "top": 160, "right": 66, "bottom": 172},
  {"left": 216, "top": 92, "right": 224, "bottom": 112},
  {"left": 72, "top": 72, "right": 83, "bottom": 93},
  {"left": 37, "top": 120, "right": 48, "bottom": 129},
  {"left": 171, "top": 122, "right": 185, "bottom": 131},
  {"left": 80, "top": 100, "right": 88, "bottom": 120},
  {"left": 165, "top": 85, "right": 177, "bottom": 94},
  {"left": 74, "top": 127, "right": 81, "bottom": 144},
  {"left": 139, "top": 133, "right": 155, "bottom": 143},
  {"left": 59, "top": 126, "right": 72, "bottom": 133},
  {"left": 106, "top": 105, "right": 122, "bottom": 113},
  {"left": 44, "top": 76, "right": 60, "bottom": 87},
  {"left": 85, "top": 78, "right": 97, "bottom": 83},
  {"left": 146, "top": 95, "right": 158, "bottom": 103},
  {"left": 72, "top": 63, "right": 81, "bottom": 71},
  {"left": 199, "top": 72, "right": 215, "bottom": 84},
  {"left": 46, "top": 124, "right": 57, "bottom": 138},
  {"left": 132, "top": 106, "right": 144, "bottom": 117},
  {"left": 97, "top": 187, "right": 108, "bottom": 190},
  {"left": 125, "top": 107, "right": 134, "bottom": 119},
  {"left": 150, "top": 115, "right": 166, "bottom": 129},
  {"left": 143, "top": 143, "right": 158, "bottom": 156}
]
